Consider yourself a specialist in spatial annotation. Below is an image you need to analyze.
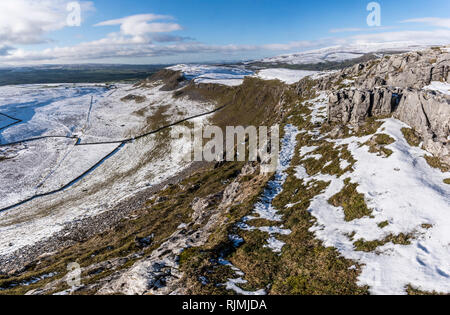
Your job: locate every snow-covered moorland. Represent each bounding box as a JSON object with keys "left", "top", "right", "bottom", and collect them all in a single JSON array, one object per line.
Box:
[
  {"left": 0, "top": 82, "right": 216, "bottom": 257},
  {"left": 257, "top": 43, "right": 431, "bottom": 66},
  {"left": 167, "top": 64, "right": 254, "bottom": 86},
  {"left": 254, "top": 69, "right": 317, "bottom": 84},
  {"left": 167, "top": 64, "right": 319, "bottom": 86}
]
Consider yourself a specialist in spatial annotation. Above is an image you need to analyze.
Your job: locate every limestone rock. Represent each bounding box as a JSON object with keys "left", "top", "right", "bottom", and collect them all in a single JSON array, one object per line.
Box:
[{"left": 324, "top": 46, "right": 450, "bottom": 163}]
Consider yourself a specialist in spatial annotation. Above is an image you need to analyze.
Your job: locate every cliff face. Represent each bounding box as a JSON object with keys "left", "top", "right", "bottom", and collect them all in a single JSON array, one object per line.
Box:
[{"left": 315, "top": 47, "right": 450, "bottom": 164}]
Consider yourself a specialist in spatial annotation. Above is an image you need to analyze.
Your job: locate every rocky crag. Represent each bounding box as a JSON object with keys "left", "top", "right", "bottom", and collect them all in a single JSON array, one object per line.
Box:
[{"left": 297, "top": 47, "right": 450, "bottom": 164}]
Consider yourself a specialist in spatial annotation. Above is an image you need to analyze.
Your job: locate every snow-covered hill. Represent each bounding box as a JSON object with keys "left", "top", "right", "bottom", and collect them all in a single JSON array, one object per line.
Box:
[
  {"left": 167, "top": 64, "right": 320, "bottom": 85},
  {"left": 257, "top": 43, "right": 430, "bottom": 65}
]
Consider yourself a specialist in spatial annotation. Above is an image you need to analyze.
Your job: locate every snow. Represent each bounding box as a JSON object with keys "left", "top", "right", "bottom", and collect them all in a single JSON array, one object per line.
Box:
[
  {"left": 304, "top": 154, "right": 322, "bottom": 160},
  {"left": 225, "top": 278, "right": 266, "bottom": 295},
  {"left": 237, "top": 124, "right": 299, "bottom": 255},
  {"left": 0, "top": 84, "right": 106, "bottom": 143},
  {"left": 243, "top": 125, "right": 299, "bottom": 223},
  {"left": 0, "top": 138, "right": 75, "bottom": 209},
  {"left": 167, "top": 64, "right": 319, "bottom": 87},
  {"left": 341, "top": 79, "right": 355, "bottom": 85},
  {"left": 260, "top": 46, "right": 365, "bottom": 65},
  {"left": 259, "top": 43, "right": 431, "bottom": 65},
  {"left": 219, "top": 258, "right": 266, "bottom": 295},
  {"left": 423, "top": 81, "right": 450, "bottom": 95},
  {"left": 229, "top": 234, "right": 244, "bottom": 247},
  {"left": 0, "top": 272, "right": 58, "bottom": 291},
  {"left": 80, "top": 84, "right": 215, "bottom": 143},
  {"left": 340, "top": 160, "right": 351, "bottom": 170},
  {"left": 167, "top": 64, "right": 319, "bottom": 86},
  {"left": 295, "top": 95, "right": 450, "bottom": 295},
  {"left": 167, "top": 64, "right": 253, "bottom": 86},
  {"left": 219, "top": 124, "right": 300, "bottom": 294},
  {"left": 0, "top": 82, "right": 216, "bottom": 257},
  {"left": 309, "top": 93, "right": 328, "bottom": 124},
  {"left": 254, "top": 69, "right": 317, "bottom": 84},
  {"left": 264, "top": 236, "right": 286, "bottom": 253},
  {"left": 35, "top": 142, "right": 121, "bottom": 193},
  {"left": 300, "top": 146, "right": 318, "bottom": 156}
]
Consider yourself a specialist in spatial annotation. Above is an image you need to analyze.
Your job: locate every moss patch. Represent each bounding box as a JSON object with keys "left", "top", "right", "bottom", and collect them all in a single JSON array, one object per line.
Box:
[
  {"left": 424, "top": 155, "right": 450, "bottom": 173},
  {"left": 354, "top": 118, "right": 384, "bottom": 137},
  {"left": 328, "top": 178, "right": 373, "bottom": 222},
  {"left": 407, "top": 285, "right": 448, "bottom": 295},
  {"left": 401, "top": 128, "right": 421, "bottom": 147},
  {"left": 120, "top": 94, "right": 146, "bottom": 103},
  {"left": 353, "top": 233, "right": 413, "bottom": 252},
  {"left": 444, "top": 179, "right": 450, "bottom": 185},
  {"left": 363, "top": 134, "right": 395, "bottom": 158}
]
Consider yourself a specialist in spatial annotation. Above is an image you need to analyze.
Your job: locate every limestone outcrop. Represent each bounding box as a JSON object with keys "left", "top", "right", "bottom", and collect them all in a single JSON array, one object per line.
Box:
[{"left": 321, "top": 46, "right": 450, "bottom": 164}]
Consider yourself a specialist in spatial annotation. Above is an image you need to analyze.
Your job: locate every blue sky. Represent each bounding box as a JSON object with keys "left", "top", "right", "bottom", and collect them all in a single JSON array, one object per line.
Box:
[{"left": 0, "top": 0, "right": 449, "bottom": 65}]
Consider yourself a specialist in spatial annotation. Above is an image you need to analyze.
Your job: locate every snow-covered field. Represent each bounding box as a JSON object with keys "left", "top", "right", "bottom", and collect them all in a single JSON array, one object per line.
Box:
[
  {"left": 0, "top": 83, "right": 216, "bottom": 257},
  {"left": 296, "top": 93, "right": 450, "bottom": 295},
  {"left": 254, "top": 69, "right": 317, "bottom": 84},
  {"left": 0, "top": 85, "right": 105, "bottom": 143},
  {"left": 167, "top": 64, "right": 253, "bottom": 86},
  {"left": 168, "top": 64, "right": 318, "bottom": 86},
  {"left": 260, "top": 47, "right": 364, "bottom": 65}
]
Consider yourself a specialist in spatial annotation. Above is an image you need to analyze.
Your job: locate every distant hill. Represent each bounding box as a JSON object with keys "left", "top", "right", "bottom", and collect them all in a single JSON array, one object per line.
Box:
[
  {"left": 0, "top": 64, "right": 168, "bottom": 86},
  {"left": 246, "top": 43, "right": 431, "bottom": 71}
]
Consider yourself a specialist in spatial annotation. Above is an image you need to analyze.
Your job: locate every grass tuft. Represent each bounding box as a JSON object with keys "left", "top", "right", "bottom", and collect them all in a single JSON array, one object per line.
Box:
[
  {"left": 401, "top": 128, "right": 421, "bottom": 147},
  {"left": 377, "top": 221, "right": 389, "bottom": 229},
  {"left": 354, "top": 233, "right": 413, "bottom": 252},
  {"left": 424, "top": 156, "right": 450, "bottom": 173},
  {"left": 363, "top": 133, "right": 395, "bottom": 158},
  {"left": 328, "top": 178, "right": 373, "bottom": 222}
]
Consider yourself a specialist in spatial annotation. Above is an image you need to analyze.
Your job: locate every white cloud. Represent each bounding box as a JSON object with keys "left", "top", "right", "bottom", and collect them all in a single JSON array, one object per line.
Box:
[
  {"left": 1, "top": 28, "right": 449, "bottom": 65},
  {"left": 95, "top": 14, "right": 182, "bottom": 40},
  {"left": 0, "top": 8, "right": 449, "bottom": 66},
  {"left": 348, "top": 29, "right": 450, "bottom": 45},
  {"left": 401, "top": 17, "right": 450, "bottom": 28},
  {"left": 329, "top": 26, "right": 394, "bottom": 33},
  {"left": 0, "top": 0, "right": 94, "bottom": 46}
]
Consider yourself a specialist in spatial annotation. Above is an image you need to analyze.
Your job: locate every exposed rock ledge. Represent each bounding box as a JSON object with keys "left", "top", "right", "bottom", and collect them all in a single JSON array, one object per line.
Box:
[
  {"left": 300, "top": 46, "right": 450, "bottom": 164},
  {"left": 328, "top": 87, "right": 450, "bottom": 164}
]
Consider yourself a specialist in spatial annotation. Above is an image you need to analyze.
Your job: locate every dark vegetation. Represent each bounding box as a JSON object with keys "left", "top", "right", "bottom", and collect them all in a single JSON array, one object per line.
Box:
[
  {"left": 424, "top": 155, "right": 450, "bottom": 173},
  {"left": 401, "top": 128, "right": 421, "bottom": 147},
  {"left": 353, "top": 233, "right": 413, "bottom": 252},
  {"left": 328, "top": 178, "right": 373, "bottom": 222},
  {"left": 363, "top": 134, "right": 396, "bottom": 158},
  {"left": 0, "top": 64, "right": 167, "bottom": 86}
]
